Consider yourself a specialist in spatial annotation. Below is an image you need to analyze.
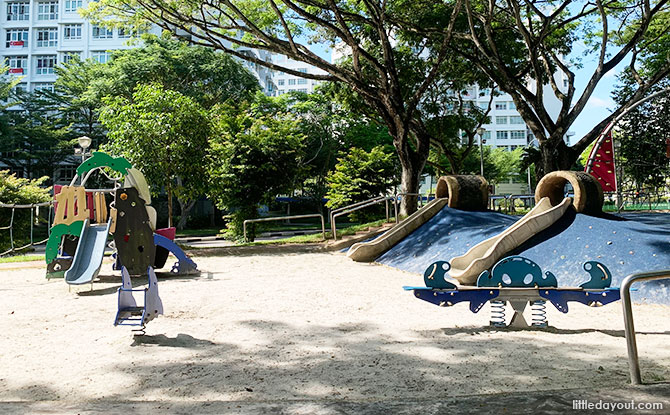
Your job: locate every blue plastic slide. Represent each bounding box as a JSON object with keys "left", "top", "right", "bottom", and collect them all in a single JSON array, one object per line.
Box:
[
  {"left": 153, "top": 233, "right": 198, "bottom": 274},
  {"left": 65, "top": 219, "right": 111, "bottom": 285}
]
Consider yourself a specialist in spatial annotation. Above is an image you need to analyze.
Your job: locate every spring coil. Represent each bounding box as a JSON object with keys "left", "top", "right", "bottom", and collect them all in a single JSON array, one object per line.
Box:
[
  {"left": 531, "top": 300, "right": 548, "bottom": 327},
  {"left": 490, "top": 300, "right": 506, "bottom": 327}
]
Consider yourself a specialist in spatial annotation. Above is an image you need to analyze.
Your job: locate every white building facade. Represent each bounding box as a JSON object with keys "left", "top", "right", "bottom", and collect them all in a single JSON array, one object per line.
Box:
[
  {"left": 1, "top": 0, "right": 165, "bottom": 93},
  {"left": 270, "top": 54, "right": 326, "bottom": 96}
]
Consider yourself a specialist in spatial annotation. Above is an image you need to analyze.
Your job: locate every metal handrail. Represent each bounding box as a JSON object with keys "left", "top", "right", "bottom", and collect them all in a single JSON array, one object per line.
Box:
[
  {"left": 243, "top": 213, "right": 325, "bottom": 242},
  {"left": 329, "top": 196, "right": 388, "bottom": 224},
  {"left": 621, "top": 270, "right": 670, "bottom": 385},
  {"left": 331, "top": 196, "right": 396, "bottom": 240}
]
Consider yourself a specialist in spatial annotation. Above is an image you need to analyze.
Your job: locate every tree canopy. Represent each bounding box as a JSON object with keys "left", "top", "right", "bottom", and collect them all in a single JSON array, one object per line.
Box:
[{"left": 85, "top": 0, "right": 670, "bottom": 193}]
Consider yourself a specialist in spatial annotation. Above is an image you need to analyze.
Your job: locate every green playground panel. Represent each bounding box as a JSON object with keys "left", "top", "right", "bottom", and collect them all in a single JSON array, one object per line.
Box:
[
  {"left": 45, "top": 221, "right": 84, "bottom": 265},
  {"left": 76, "top": 152, "right": 132, "bottom": 177}
]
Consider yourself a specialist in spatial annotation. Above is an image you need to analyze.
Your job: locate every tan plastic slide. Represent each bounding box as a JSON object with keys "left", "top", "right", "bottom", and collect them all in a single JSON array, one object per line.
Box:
[
  {"left": 347, "top": 197, "right": 449, "bottom": 262},
  {"left": 449, "top": 196, "right": 573, "bottom": 285}
]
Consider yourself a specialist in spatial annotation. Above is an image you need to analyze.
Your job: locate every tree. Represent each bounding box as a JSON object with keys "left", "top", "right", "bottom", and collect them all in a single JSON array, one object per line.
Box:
[
  {"left": 90, "top": 34, "right": 261, "bottom": 109},
  {"left": 207, "top": 94, "right": 306, "bottom": 240},
  {"left": 325, "top": 146, "right": 399, "bottom": 218},
  {"left": 84, "top": 0, "right": 466, "bottom": 215},
  {"left": 406, "top": 0, "right": 670, "bottom": 177},
  {"left": 0, "top": 91, "right": 74, "bottom": 181},
  {"left": 100, "top": 83, "right": 212, "bottom": 229}
]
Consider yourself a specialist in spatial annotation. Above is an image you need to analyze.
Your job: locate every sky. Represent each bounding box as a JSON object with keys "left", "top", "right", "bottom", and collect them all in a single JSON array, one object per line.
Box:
[{"left": 568, "top": 45, "right": 630, "bottom": 146}]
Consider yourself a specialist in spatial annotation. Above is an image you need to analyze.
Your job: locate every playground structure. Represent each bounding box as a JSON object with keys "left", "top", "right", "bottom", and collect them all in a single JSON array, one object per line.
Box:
[
  {"left": 343, "top": 170, "right": 670, "bottom": 330},
  {"left": 43, "top": 152, "right": 197, "bottom": 330},
  {"left": 404, "top": 255, "right": 620, "bottom": 328}
]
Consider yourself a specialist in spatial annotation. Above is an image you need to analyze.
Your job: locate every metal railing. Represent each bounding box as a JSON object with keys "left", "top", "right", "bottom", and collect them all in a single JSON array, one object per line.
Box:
[
  {"left": 0, "top": 201, "right": 53, "bottom": 256},
  {"left": 621, "top": 270, "right": 670, "bottom": 385},
  {"left": 331, "top": 196, "right": 396, "bottom": 240},
  {"left": 243, "top": 213, "right": 325, "bottom": 242}
]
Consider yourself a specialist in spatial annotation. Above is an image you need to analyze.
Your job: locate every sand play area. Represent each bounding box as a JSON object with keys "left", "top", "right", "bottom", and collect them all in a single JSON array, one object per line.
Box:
[{"left": 1, "top": 248, "right": 670, "bottom": 413}]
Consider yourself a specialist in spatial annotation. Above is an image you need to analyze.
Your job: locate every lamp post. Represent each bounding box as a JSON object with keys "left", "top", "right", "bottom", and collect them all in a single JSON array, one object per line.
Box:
[
  {"left": 526, "top": 135, "right": 539, "bottom": 194},
  {"left": 477, "top": 127, "right": 486, "bottom": 177},
  {"left": 77, "top": 136, "right": 92, "bottom": 163}
]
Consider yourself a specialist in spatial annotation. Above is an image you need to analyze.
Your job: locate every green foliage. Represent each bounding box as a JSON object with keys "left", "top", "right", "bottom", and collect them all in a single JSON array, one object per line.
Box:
[
  {"left": 0, "top": 91, "right": 75, "bottom": 182},
  {"left": 0, "top": 171, "right": 52, "bottom": 252},
  {"left": 325, "top": 146, "right": 399, "bottom": 222},
  {"left": 208, "top": 93, "right": 306, "bottom": 240},
  {"left": 0, "top": 171, "right": 51, "bottom": 204},
  {"left": 92, "top": 34, "right": 260, "bottom": 109},
  {"left": 100, "top": 83, "right": 212, "bottom": 227}
]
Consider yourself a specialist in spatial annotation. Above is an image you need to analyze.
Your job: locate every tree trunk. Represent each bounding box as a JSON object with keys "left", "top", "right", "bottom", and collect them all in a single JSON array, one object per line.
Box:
[
  {"left": 166, "top": 185, "right": 173, "bottom": 228},
  {"left": 536, "top": 138, "right": 577, "bottom": 179},
  {"left": 176, "top": 199, "right": 197, "bottom": 230},
  {"left": 398, "top": 161, "right": 423, "bottom": 216}
]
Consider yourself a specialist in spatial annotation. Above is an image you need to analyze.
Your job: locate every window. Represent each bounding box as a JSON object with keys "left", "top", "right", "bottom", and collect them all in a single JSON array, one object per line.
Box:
[
  {"left": 33, "top": 82, "right": 55, "bottom": 92},
  {"left": 7, "top": 56, "right": 27, "bottom": 74},
  {"left": 7, "top": 2, "right": 29, "bottom": 21},
  {"left": 36, "top": 28, "right": 58, "bottom": 47},
  {"left": 6, "top": 29, "right": 28, "bottom": 48},
  {"left": 57, "top": 165, "right": 77, "bottom": 182},
  {"left": 297, "top": 88, "right": 308, "bottom": 93},
  {"left": 35, "top": 55, "right": 56, "bottom": 75},
  {"left": 495, "top": 102, "right": 507, "bottom": 110},
  {"left": 288, "top": 79, "right": 296, "bottom": 85},
  {"left": 277, "top": 79, "right": 285, "bottom": 86},
  {"left": 508, "top": 101, "right": 516, "bottom": 110},
  {"left": 61, "top": 51, "right": 81, "bottom": 64},
  {"left": 92, "top": 25, "right": 113, "bottom": 40},
  {"left": 64, "top": 0, "right": 82, "bottom": 12},
  {"left": 14, "top": 83, "right": 27, "bottom": 94},
  {"left": 481, "top": 131, "right": 491, "bottom": 141},
  {"left": 91, "top": 51, "right": 111, "bottom": 63},
  {"left": 297, "top": 68, "right": 307, "bottom": 73},
  {"left": 496, "top": 131, "right": 509, "bottom": 140},
  {"left": 297, "top": 78, "right": 307, "bottom": 85},
  {"left": 63, "top": 24, "right": 82, "bottom": 40},
  {"left": 278, "top": 89, "right": 285, "bottom": 95},
  {"left": 118, "top": 28, "right": 131, "bottom": 39},
  {"left": 496, "top": 116, "right": 507, "bottom": 124},
  {"left": 510, "top": 130, "right": 526, "bottom": 140},
  {"left": 37, "top": 1, "right": 58, "bottom": 20},
  {"left": 563, "top": 79, "right": 569, "bottom": 89},
  {"left": 510, "top": 116, "right": 524, "bottom": 124}
]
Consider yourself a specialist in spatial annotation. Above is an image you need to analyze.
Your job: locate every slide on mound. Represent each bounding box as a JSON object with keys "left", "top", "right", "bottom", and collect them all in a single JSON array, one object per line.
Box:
[
  {"left": 449, "top": 196, "right": 572, "bottom": 284},
  {"left": 347, "top": 174, "right": 490, "bottom": 262},
  {"left": 65, "top": 219, "right": 111, "bottom": 285},
  {"left": 347, "top": 198, "right": 449, "bottom": 262}
]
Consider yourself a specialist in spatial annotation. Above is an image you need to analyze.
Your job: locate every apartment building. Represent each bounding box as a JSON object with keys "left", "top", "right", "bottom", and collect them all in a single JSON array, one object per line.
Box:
[
  {"left": 1, "top": 0, "right": 165, "bottom": 93},
  {"left": 271, "top": 53, "right": 327, "bottom": 96}
]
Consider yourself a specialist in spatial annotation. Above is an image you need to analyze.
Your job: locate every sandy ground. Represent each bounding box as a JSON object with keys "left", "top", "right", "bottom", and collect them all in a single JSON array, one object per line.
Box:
[{"left": 1, "top": 249, "right": 670, "bottom": 413}]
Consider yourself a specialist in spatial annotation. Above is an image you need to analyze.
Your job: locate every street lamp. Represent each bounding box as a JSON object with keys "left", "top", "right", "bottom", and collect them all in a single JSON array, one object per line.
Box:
[
  {"left": 476, "top": 127, "right": 486, "bottom": 177},
  {"left": 76, "top": 136, "right": 92, "bottom": 163},
  {"left": 526, "top": 135, "right": 539, "bottom": 194}
]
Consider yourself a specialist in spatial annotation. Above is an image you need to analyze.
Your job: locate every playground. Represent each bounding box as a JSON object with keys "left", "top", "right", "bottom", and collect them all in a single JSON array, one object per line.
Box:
[
  {"left": 2, "top": 152, "right": 670, "bottom": 413},
  {"left": 1, "top": 251, "right": 670, "bottom": 413}
]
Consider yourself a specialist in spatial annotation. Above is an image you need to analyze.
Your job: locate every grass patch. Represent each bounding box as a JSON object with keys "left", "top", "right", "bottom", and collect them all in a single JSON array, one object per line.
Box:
[
  {"left": 240, "top": 218, "right": 389, "bottom": 246},
  {"left": 0, "top": 254, "right": 44, "bottom": 263}
]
